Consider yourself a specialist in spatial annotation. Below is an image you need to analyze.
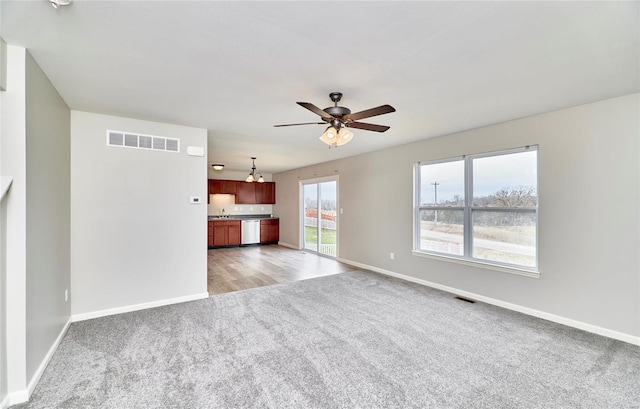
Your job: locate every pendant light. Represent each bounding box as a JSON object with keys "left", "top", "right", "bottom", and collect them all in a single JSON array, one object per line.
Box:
[{"left": 245, "top": 157, "right": 264, "bottom": 183}]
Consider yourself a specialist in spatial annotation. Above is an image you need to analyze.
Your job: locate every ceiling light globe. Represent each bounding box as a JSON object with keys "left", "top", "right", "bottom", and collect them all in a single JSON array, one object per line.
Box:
[
  {"left": 336, "top": 128, "right": 354, "bottom": 146},
  {"left": 319, "top": 126, "right": 339, "bottom": 146}
]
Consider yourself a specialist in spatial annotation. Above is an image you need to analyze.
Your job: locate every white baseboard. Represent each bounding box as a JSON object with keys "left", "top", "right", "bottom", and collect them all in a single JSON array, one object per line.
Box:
[
  {"left": 5, "top": 317, "right": 72, "bottom": 406},
  {"left": 277, "top": 241, "right": 299, "bottom": 250},
  {"left": 5, "top": 390, "right": 27, "bottom": 408},
  {"left": 338, "top": 258, "right": 640, "bottom": 346},
  {"left": 8, "top": 293, "right": 209, "bottom": 406},
  {"left": 71, "top": 292, "right": 210, "bottom": 322},
  {"left": 0, "top": 394, "right": 10, "bottom": 409}
]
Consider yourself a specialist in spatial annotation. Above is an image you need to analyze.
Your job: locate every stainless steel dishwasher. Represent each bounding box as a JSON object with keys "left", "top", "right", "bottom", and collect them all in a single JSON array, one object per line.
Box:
[{"left": 241, "top": 219, "right": 260, "bottom": 245}]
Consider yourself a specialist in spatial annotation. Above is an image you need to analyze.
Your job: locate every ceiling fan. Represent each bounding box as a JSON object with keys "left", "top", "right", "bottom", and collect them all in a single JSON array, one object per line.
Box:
[{"left": 274, "top": 92, "right": 396, "bottom": 148}]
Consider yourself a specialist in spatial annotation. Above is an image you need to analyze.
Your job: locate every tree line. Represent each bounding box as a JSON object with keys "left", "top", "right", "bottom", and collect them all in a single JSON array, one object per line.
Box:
[{"left": 422, "top": 186, "right": 536, "bottom": 226}]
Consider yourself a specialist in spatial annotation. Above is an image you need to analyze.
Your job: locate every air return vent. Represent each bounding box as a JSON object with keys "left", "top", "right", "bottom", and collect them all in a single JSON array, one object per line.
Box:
[{"left": 107, "top": 130, "right": 180, "bottom": 153}]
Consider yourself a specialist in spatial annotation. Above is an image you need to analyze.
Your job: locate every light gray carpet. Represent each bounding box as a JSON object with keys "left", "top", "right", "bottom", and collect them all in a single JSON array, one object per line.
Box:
[{"left": 15, "top": 271, "right": 640, "bottom": 408}]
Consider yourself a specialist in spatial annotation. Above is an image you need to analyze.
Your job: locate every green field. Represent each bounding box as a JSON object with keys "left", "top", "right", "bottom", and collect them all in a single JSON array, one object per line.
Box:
[{"left": 305, "top": 226, "right": 337, "bottom": 244}]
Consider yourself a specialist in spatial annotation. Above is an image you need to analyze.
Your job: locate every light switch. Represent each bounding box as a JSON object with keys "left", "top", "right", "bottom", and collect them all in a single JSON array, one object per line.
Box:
[{"left": 190, "top": 196, "right": 201, "bottom": 204}]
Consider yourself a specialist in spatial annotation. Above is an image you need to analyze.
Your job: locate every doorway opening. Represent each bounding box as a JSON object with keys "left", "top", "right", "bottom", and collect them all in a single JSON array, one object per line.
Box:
[{"left": 302, "top": 178, "right": 338, "bottom": 258}]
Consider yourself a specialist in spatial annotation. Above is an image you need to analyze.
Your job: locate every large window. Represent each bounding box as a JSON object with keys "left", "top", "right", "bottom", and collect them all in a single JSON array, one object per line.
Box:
[{"left": 414, "top": 146, "right": 538, "bottom": 272}]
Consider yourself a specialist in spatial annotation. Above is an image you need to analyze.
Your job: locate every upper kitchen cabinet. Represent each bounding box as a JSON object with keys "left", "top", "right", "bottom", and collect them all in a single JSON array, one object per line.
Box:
[
  {"left": 209, "top": 180, "right": 238, "bottom": 195},
  {"left": 209, "top": 179, "right": 276, "bottom": 205},
  {"left": 255, "top": 182, "right": 276, "bottom": 204},
  {"left": 235, "top": 182, "right": 256, "bottom": 204}
]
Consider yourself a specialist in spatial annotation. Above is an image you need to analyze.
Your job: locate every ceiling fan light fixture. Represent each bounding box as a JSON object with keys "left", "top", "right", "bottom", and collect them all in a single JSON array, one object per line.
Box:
[
  {"left": 336, "top": 128, "right": 354, "bottom": 146},
  {"left": 319, "top": 126, "right": 338, "bottom": 146},
  {"left": 275, "top": 92, "right": 395, "bottom": 148}
]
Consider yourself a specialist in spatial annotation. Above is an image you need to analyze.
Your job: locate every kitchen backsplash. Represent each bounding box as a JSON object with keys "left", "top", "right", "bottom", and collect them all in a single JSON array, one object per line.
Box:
[{"left": 208, "top": 194, "right": 273, "bottom": 216}]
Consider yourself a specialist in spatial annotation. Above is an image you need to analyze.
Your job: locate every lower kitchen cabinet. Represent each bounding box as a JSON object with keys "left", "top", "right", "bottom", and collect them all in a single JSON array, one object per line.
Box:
[
  {"left": 211, "top": 220, "right": 241, "bottom": 247},
  {"left": 260, "top": 219, "right": 279, "bottom": 244}
]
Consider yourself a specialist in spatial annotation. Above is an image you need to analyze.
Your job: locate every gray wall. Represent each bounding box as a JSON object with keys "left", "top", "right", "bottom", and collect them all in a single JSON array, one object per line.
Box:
[
  {"left": 1, "top": 44, "right": 28, "bottom": 397},
  {"left": 0, "top": 45, "right": 71, "bottom": 404},
  {"left": 274, "top": 93, "right": 640, "bottom": 339},
  {"left": 70, "top": 111, "right": 208, "bottom": 317},
  {"left": 24, "top": 52, "right": 71, "bottom": 382},
  {"left": 0, "top": 41, "right": 6, "bottom": 407}
]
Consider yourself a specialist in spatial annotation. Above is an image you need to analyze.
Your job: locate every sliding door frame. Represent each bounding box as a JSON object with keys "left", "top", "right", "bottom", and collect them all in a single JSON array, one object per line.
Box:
[{"left": 299, "top": 175, "right": 339, "bottom": 259}]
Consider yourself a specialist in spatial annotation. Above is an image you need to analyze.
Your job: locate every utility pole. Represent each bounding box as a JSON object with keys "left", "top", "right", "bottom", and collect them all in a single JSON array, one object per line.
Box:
[
  {"left": 431, "top": 182, "right": 440, "bottom": 204},
  {"left": 431, "top": 182, "right": 440, "bottom": 223}
]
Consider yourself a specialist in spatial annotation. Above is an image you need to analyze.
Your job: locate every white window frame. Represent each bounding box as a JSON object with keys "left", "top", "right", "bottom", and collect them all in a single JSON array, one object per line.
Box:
[{"left": 412, "top": 146, "right": 539, "bottom": 278}]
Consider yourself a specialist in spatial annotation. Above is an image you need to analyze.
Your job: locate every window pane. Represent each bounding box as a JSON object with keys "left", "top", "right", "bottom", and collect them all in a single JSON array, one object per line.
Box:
[
  {"left": 473, "top": 150, "right": 537, "bottom": 207},
  {"left": 303, "top": 184, "right": 318, "bottom": 252},
  {"left": 472, "top": 211, "right": 536, "bottom": 267},
  {"left": 319, "top": 182, "right": 337, "bottom": 258},
  {"left": 420, "top": 160, "right": 464, "bottom": 206},
  {"left": 419, "top": 209, "right": 464, "bottom": 256}
]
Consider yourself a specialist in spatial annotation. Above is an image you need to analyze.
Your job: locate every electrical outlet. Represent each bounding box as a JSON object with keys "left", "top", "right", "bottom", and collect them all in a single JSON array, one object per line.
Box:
[
  {"left": 340, "top": 208, "right": 343, "bottom": 214},
  {"left": 65, "top": 289, "right": 69, "bottom": 302},
  {"left": 390, "top": 252, "right": 395, "bottom": 260}
]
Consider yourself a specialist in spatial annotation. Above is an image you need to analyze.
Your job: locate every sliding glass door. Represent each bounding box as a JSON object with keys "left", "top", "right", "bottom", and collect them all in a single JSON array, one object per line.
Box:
[{"left": 302, "top": 179, "right": 338, "bottom": 258}]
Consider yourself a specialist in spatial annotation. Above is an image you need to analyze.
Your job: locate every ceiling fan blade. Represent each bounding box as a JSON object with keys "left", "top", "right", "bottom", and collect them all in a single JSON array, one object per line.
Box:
[
  {"left": 273, "top": 122, "right": 325, "bottom": 127},
  {"left": 297, "top": 102, "right": 334, "bottom": 120},
  {"left": 344, "top": 104, "right": 396, "bottom": 121},
  {"left": 347, "top": 122, "right": 390, "bottom": 132}
]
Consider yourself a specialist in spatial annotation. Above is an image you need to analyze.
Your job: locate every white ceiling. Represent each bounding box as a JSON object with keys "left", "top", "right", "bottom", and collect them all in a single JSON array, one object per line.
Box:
[{"left": 1, "top": 1, "right": 638, "bottom": 173}]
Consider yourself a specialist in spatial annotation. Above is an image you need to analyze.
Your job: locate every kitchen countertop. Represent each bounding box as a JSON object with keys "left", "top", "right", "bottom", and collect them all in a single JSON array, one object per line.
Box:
[{"left": 208, "top": 214, "right": 278, "bottom": 221}]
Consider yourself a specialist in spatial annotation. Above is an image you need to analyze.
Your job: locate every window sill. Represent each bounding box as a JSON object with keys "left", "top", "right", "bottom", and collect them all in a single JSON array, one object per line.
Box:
[{"left": 411, "top": 250, "right": 540, "bottom": 279}]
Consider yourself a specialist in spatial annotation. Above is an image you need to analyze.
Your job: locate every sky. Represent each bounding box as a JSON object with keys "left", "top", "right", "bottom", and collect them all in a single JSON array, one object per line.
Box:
[
  {"left": 420, "top": 150, "right": 537, "bottom": 204},
  {"left": 304, "top": 181, "right": 337, "bottom": 205}
]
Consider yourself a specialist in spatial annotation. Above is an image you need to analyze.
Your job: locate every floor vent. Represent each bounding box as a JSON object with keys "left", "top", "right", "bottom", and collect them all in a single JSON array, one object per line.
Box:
[
  {"left": 107, "top": 130, "right": 180, "bottom": 153},
  {"left": 454, "top": 296, "right": 476, "bottom": 304}
]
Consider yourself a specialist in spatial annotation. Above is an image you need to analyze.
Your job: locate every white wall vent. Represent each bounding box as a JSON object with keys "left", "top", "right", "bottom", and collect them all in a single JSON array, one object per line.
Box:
[{"left": 106, "top": 130, "right": 180, "bottom": 153}]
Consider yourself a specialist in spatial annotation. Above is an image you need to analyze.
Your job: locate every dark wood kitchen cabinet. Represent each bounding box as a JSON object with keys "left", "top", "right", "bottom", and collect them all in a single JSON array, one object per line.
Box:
[
  {"left": 209, "top": 179, "right": 276, "bottom": 205},
  {"left": 209, "top": 180, "right": 238, "bottom": 195},
  {"left": 208, "top": 180, "right": 239, "bottom": 203},
  {"left": 211, "top": 220, "right": 241, "bottom": 247},
  {"left": 208, "top": 221, "right": 213, "bottom": 247},
  {"left": 235, "top": 182, "right": 256, "bottom": 204},
  {"left": 260, "top": 219, "right": 279, "bottom": 244},
  {"left": 255, "top": 182, "right": 276, "bottom": 204}
]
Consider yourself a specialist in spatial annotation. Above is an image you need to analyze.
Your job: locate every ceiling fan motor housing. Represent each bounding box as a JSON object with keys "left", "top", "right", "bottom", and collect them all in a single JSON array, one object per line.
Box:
[{"left": 323, "top": 106, "right": 351, "bottom": 118}]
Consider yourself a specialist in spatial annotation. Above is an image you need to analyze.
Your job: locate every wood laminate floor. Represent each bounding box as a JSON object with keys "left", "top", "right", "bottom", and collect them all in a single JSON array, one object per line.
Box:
[{"left": 207, "top": 244, "right": 360, "bottom": 295}]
